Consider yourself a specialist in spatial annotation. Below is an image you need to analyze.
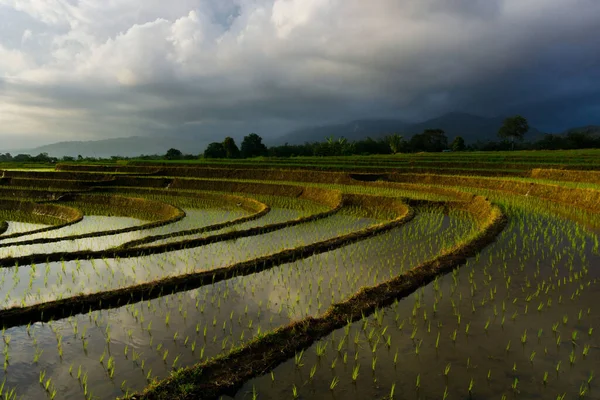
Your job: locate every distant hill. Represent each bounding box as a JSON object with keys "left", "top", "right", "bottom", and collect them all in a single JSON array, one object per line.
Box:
[
  {"left": 277, "top": 112, "right": 546, "bottom": 144},
  {"left": 275, "top": 119, "right": 411, "bottom": 145},
  {"left": 560, "top": 125, "right": 600, "bottom": 136},
  {"left": 406, "top": 112, "right": 503, "bottom": 142},
  {"left": 13, "top": 136, "right": 210, "bottom": 158}
]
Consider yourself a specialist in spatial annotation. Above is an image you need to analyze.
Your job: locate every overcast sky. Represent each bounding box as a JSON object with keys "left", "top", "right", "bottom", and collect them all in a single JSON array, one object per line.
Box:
[{"left": 1, "top": 0, "right": 599, "bottom": 148}]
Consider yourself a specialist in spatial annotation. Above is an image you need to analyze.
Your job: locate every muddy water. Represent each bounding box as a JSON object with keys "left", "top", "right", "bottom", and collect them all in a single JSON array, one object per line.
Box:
[
  {"left": 0, "top": 210, "right": 476, "bottom": 399},
  {"left": 233, "top": 207, "right": 600, "bottom": 400}
]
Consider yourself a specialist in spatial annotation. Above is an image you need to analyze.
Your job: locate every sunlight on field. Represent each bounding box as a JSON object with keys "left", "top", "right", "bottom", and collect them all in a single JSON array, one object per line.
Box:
[{"left": 0, "top": 154, "right": 598, "bottom": 400}]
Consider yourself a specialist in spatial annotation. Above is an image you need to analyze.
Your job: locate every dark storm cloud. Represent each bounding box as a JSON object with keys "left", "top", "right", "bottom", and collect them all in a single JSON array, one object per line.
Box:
[{"left": 0, "top": 0, "right": 599, "bottom": 144}]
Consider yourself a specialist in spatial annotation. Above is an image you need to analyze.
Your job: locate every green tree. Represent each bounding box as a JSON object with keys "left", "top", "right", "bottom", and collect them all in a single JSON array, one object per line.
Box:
[
  {"left": 14, "top": 154, "right": 32, "bottom": 162},
  {"left": 337, "top": 137, "right": 349, "bottom": 155},
  {"left": 498, "top": 115, "right": 529, "bottom": 150},
  {"left": 240, "top": 133, "right": 268, "bottom": 158},
  {"left": 385, "top": 133, "right": 404, "bottom": 154},
  {"left": 222, "top": 137, "right": 241, "bottom": 158},
  {"left": 324, "top": 136, "right": 351, "bottom": 156},
  {"left": 450, "top": 136, "right": 466, "bottom": 152},
  {"left": 0, "top": 153, "right": 12, "bottom": 162},
  {"left": 203, "top": 142, "right": 226, "bottom": 158},
  {"left": 165, "top": 148, "right": 183, "bottom": 160},
  {"left": 32, "top": 152, "right": 52, "bottom": 162},
  {"left": 409, "top": 129, "right": 448, "bottom": 152}
]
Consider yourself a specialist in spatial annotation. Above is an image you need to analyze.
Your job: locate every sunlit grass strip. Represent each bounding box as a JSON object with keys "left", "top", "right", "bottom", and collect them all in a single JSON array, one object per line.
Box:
[
  {"left": 370, "top": 178, "right": 600, "bottom": 232},
  {"left": 0, "top": 200, "right": 84, "bottom": 241},
  {"left": 150, "top": 162, "right": 528, "bottom": 176},
  {"left": 156, "top": 165, "right": 528, "bottom": 178},
  {"left": 95, "top": 177, "right": 314, "bottom": 199},
  {"left": 54, "top": 161, "right": 530, "bottom": 179},
  {"left": 135, "top": 176, "right": 459, "bottom": 202},
  {"left": 2, "top": 176, "right": 116, "bottom": 190},
  {"left": 90, "top": 186, "right": 269, "bottom": 210},
  {"left": 123, "top": 196, "right": 505, "bottom": 400},
  {"left": 55, "top": 163, "right": 162, "bottom": 174},
  {"left": 438, "top": 183, "right": 600, "bottom": 231},
  {"left": 2, "top": 169, "right": 113, "bottom": 181},
  {"left": 363, "top": 177, "right": 600, "bottom": 232},
  {"left": 367, "top": 182, "right": 475, "bottom": 202},
  {"left": 0, "top": 186, "right": 77, "bottom": 201},
  {"left": 531, "top": 168, "right": 600, "bottom": 185},
  {"left": 387, "top": 172, "right": 600, "bottom": 213},
  {"left": 0, "top": 196, "right": 412, "bottom": 329}
]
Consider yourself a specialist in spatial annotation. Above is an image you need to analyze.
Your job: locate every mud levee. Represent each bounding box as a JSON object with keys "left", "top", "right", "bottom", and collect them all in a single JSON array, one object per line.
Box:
[
  {"left": 0, "top": 200, "right": 84, "bottom": 240},
  {"left": 67, "top": 193, "right": 183, "bottom": 221},
  {"left": 0, "top": 199, "right": 82, "bottom": 224},
  {"left": 0, "top": 221, "right": 8, "bottom": 235}
]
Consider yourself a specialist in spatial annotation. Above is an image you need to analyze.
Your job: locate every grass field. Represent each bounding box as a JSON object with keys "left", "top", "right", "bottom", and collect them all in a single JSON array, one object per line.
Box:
[{"left": 0, "top": 149, "right": 598, "bottom": 400}]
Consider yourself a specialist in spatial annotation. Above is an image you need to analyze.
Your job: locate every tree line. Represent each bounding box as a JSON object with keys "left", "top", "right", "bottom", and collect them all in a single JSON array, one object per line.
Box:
[
  {"left": 195, "top": 115, "right": 599, "bottom": 158},
  {"left": 196, "top": 115, "right": 530, "bottom": 158}
]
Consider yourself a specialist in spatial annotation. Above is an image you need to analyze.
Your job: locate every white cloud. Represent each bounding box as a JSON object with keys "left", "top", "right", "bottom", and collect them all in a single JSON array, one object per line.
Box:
[
  {"left": 0, "top": 45, "right": 30, "bottom": 73},
  {"left": 0, "top": 0, "right": 599, "bottom": 143},
  {"left": 20, "top": 29, "right": 33, "bottom": 43},
  {"left": 271, "top": 0, "right": 335, "bottom": 38}
]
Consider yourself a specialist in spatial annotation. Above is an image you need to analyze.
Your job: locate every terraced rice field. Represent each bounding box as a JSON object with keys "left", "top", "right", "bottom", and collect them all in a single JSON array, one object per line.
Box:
[{"left": 0, "top": 153, "right": 599, "bottom": 400}]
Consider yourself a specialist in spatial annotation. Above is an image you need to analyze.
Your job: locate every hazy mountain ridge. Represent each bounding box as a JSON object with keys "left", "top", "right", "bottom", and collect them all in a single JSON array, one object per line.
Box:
[
  {"left": 9, "top": 136, "right": 210, "bottom": 158},
  {"left": 272, "top": 119, "right": 411, "bottom": 145},
  {"left": 278, "top": 112, "right": 546, "bottom": 144},
  {"left": 560, "top": 125, "right": 600, "bottom": 136}
]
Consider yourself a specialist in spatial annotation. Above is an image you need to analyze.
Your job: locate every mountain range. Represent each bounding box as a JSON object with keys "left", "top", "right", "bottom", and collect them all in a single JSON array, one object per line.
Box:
[
  {"left": 4, "top": 136, "right": 210, "bottom": 159},
  {"left": 4, "top": 112, "right": 595, "bottom": 158},
  {"left": 561, "top": 125, "right": 600, "bottom": 136},
  {"left": 275, "top": 112, "right": 546, "bottom": 145}
]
